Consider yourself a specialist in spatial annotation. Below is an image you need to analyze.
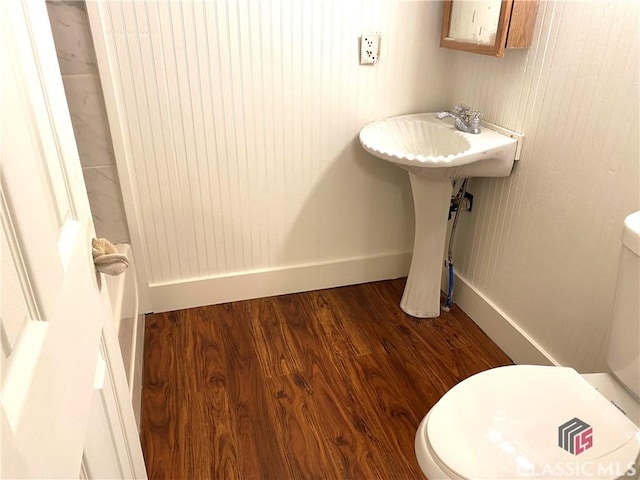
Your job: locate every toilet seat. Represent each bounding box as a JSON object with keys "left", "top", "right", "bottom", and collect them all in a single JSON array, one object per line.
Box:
[{"left": 416, "top": 365, "right": 640, "bottom": 479}]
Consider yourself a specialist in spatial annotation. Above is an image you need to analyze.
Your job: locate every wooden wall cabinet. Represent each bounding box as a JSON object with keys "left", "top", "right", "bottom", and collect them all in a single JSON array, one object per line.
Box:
[{"left": 441, "top": 0, "right": 539, "bottom": 57}]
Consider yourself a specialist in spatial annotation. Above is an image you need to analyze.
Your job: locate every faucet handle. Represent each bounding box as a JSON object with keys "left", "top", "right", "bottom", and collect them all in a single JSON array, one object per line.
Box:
[
  {"left": 468, "top": 110, "right": 483, "bottom": 125},
  {"left": 453, "top": 104, "right": 470, "bottom": 114}
]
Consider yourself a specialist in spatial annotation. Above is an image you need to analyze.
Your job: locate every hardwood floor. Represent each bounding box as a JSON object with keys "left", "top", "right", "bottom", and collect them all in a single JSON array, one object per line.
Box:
[{"left": 141, "top": 278, "right": 512, "bottom": 479}]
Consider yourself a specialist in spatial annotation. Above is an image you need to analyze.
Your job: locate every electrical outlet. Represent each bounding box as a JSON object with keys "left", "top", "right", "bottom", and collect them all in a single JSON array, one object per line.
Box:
[{"left": 360, "top": 33, "right": 380, "bottom": 65}]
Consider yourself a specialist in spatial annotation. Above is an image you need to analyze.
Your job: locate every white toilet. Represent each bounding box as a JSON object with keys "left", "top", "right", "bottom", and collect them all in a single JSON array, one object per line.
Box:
[{"left": 415, "top": 211, "right": 640, "bottom": 480}]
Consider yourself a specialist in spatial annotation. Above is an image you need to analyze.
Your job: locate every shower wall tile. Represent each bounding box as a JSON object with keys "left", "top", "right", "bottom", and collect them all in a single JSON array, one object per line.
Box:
[
  {"left": 62, "top": 74, "right": 115, "bottom": 168},
  {"left": 83, "top": 166, "right": 130, "bottom": 243},
  {"left": 46, "top": 0, "right": 97, "bottom": 75},
  {"left": 47, "top": 0, "right": 130, "bottom": 243}
]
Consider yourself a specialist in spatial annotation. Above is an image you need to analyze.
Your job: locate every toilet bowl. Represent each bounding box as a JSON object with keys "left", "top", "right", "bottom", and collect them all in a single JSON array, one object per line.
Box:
[{"left": 415, "top": 211, "right": 640, "bottom": 479}]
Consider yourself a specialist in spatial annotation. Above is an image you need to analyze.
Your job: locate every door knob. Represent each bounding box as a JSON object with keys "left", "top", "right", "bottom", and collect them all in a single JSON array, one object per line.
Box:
[{"left": 91, "top": 238, "right": 129, "bottom": 275}]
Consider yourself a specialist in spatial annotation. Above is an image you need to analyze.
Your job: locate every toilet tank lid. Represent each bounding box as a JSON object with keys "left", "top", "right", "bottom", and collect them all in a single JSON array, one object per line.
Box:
[
  {"left": 622, "top": 211, "right": 640, "bottom": 256},
  {"left": 425, "top": 365, "right": 640, "bottom": 479}
]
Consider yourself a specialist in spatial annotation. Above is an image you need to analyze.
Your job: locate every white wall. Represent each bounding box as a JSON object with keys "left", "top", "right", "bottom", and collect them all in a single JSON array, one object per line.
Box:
[
  {"left": 89, "top": 0, "right": 449, "bottom": 311},
  {"left": 444, "top": 0, "right": 639, "bottom": 372},
  {"left": 88, "top": 0, "right": 639, "bottom": 371}
]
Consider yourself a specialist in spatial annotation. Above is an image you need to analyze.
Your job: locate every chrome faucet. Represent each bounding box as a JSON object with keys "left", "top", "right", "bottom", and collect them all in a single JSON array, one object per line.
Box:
[{"left": 436, "top": 104, "right": 483, "bottom": 134}]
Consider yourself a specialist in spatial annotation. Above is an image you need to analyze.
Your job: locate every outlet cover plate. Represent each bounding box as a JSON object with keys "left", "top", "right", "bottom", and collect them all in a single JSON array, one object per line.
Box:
[{"left": 360, "top": 33, "right": 380, "bottom": 65}]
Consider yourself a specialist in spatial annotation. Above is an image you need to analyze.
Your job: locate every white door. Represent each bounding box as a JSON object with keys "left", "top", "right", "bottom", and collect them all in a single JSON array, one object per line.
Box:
[{"left": 1, "top": 1, "right": 145, "bottom": 478}]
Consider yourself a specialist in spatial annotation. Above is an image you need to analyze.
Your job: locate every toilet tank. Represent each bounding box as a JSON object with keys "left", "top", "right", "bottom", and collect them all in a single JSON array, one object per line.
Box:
[{"left": 606, "top": 211, "right": 640, "bottom": 398}]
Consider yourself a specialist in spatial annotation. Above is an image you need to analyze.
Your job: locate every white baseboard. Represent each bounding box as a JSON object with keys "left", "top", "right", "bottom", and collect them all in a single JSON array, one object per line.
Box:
[
  {"left": 149, "top": 252, "right": 412, "bottom": 313},
  {"left": 148, "top": 253, "right": 559, "bottom": 367},
  {"left": 447, "top": 269, "right": 560, "bottom": 366}
]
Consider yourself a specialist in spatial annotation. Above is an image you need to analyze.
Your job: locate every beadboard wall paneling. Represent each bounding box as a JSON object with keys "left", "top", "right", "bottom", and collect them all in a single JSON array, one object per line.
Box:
[
  {"left": 88, "top": 1, "right": 448, "bottom": 310},
  {"left": 445, "top": 0, "right": 639, "bottom": 372}
]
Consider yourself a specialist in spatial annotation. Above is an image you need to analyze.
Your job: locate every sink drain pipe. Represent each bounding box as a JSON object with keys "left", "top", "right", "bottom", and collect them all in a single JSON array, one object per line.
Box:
[{"left": 443, "top": 178, "right": 469, "bottom": 312}]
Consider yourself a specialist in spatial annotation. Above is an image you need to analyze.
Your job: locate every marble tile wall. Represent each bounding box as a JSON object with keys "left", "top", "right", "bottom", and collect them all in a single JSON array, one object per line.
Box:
[{"left": 46, "top": 0, "right": 129, "bottom": 243}]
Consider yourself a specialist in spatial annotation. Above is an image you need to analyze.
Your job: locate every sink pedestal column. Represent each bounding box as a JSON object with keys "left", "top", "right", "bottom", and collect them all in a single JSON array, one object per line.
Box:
[{"left": 400, "top": 174, "right": 453, "bottom": 318}]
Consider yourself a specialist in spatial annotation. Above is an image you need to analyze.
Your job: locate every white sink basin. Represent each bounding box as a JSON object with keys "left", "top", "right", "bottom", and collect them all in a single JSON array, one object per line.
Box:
[
  {"left": 359, "top": 113, "right": 517, "bottom": 180},
  {"left": 359, "top": 113, "right": 519, "bottom": 318}
]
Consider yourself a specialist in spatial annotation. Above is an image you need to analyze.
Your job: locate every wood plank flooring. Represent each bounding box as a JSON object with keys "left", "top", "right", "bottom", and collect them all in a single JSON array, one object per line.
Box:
[{"left": 141, "top": 278, "right": 513, "bottom": 479}]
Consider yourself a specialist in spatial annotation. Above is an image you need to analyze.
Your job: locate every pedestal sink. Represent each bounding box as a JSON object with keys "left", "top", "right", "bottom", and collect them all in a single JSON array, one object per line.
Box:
[{"left": 359, "top": 113, "right": 518, "bottom": 318}]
